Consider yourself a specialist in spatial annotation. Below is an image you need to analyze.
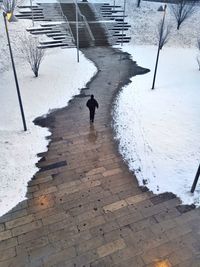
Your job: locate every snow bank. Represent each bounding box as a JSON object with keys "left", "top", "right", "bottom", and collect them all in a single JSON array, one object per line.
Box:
[
  {"left": 114, "top": 45, "right": 200, "bottom": 205},
  {"left": 0, "top": 14, "right": 96, "bottom": 216}
]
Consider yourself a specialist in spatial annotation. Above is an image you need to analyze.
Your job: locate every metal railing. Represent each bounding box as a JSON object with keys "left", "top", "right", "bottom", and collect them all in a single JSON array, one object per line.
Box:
[
  {"left": 91, "top": 3, "right": 115, "bottom": 45},
  {"left": 57, "top": 2, "right": 75, "bottom": 43},
  {"left": 73, "top": 0, "right": 95, "bottom": 43}
]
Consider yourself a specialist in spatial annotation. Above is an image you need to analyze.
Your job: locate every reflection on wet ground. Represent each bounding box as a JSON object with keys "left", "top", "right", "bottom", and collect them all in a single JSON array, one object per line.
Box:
[{"left": 88, "top": 123, "right": 98, "bottom": 143}]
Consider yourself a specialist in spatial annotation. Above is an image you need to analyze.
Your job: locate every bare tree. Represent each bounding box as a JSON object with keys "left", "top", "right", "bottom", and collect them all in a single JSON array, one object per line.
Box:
[
  {"left": 197, "top": 38, "right": 200, "bottom": 50},
  {"left": 20, "top": 36, "right": 45, "bottom": 77},
  {"left": 137, "top": 0, "right": 141, "bottom": 8},
  {"left": 170, "top": 0, "right": 196, "bottom": 30},
  {"left": 156, "top": 20, "right": 171, "bottom": 49}
]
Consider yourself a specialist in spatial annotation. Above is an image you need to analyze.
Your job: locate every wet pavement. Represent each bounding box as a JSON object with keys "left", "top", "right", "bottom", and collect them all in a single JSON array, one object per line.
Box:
[{"left": 0, "top": 46, "right": 200, "bottom": 267}]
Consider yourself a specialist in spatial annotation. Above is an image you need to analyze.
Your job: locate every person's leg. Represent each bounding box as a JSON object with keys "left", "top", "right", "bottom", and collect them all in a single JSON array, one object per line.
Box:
[
  {"left": 91, "top": 110, "right": 95, "bottom": 122},
  {"left": 89, "top": 110, "right": 93, "bottom": 122}
]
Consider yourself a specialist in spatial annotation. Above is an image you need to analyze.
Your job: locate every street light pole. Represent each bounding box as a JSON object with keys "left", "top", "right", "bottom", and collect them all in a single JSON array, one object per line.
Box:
[
  {"left": 30, "top": 0, "right": 34, "bottom": 27},
  {"left": 191, "top": 164, "right": 200, "bottom": 193},
  {"left": 3, "top": 12, "right": 27, "bottom": 131},
  {"left": 121, "top": 0, "right": 126, "bottom": 46},
  {"left": 151, "top": 4, "right": 167, "bottom": 90},
  {"left": 75, "top": 0, "right": 79, "bottom": 63}
]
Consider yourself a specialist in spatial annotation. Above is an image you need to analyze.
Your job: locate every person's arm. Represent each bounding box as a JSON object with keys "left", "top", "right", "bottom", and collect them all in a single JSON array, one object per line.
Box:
[{"left": 96, "top": 101, "right": 99, "bottom": 109}]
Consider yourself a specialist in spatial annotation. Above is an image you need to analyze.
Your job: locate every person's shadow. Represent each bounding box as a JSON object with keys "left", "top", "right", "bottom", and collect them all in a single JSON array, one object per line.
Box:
[{"left": 88, "top": 124, "right": 98, "bottom": 143}]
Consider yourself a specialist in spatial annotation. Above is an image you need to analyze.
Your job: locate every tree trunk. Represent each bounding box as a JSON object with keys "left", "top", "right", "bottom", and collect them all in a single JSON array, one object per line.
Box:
[
  {"left": 34, "top": 69, "right": 38, "bottom": 77},
  {"left": 177, "top": 22, "right": 180, "bottom": 30}
]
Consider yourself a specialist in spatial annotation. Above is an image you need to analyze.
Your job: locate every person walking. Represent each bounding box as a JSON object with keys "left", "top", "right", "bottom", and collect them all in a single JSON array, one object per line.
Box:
[{"left": 86, "top": 94, "right": 99, "bottom": 123}]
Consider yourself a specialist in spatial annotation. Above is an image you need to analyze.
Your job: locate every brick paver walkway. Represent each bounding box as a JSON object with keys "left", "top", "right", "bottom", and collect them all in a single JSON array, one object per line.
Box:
[{"left": 1, "top": 47, "right": 200, "bottom": 267}]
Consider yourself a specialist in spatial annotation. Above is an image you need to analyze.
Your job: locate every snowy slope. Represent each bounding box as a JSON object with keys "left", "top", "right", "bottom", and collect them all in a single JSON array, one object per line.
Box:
[
  {"left": 113, "top": 0, "right": 200, "bottom": 205},
  {"left": 0, "top": 12, "right": 96, "bottom": 216}
]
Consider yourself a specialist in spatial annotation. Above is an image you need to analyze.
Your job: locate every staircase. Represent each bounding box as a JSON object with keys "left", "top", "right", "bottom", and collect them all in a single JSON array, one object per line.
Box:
[{"left": 16, "top": 1, "right": 131, "bottom": 49}]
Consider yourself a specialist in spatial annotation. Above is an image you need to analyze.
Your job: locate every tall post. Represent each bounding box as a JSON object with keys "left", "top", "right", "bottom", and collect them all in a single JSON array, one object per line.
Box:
[
  {"left": 121, "top": 0, "right": 126, "bottom": 46},
  {"left": 30, "top": 0, "right": 34, "bottom": 27},
  {"left": 191, "top": 164, "right": 200, "bottom": 193},
  {"left": 75, "top": 0, "right": 79, "bottom": 63},
  {"left": 3, "top": 12, "right": 27, "bottom": 131},
  {"left": 151, "top": 4, "right": 167, "bottom": 90}
]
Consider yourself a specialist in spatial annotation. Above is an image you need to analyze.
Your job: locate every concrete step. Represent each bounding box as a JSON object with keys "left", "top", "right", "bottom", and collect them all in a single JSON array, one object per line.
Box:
[
  {"left": 47, "top": 33, "right": 69, "bottom": 37},
  {"left": 31, "top": 30, "right": 61, "bottom": 35},
  {"left": 17, "top": 5, "right": 38, "bottom": 8},
  {"left": 27, "top": 27, "right": 53, "bottom": 31},
  {"left": 40, "top": 22, "right": 64, "bottom": 27},
  {"left": 16, "top": 14, "right": 44, "bottom": 19},
  {"left": 52, "top": 36, "right": 68, "bottom": 40},
  {"left": 40, "top": 40, "right": 65, "bottom": 44},
  {"left": 38, "top": 43, "right": 69, "bottom": 49}
]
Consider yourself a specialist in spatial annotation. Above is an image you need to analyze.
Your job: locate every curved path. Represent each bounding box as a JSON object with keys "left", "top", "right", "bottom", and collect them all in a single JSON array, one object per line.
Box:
[{"left": 0, "top": 47, "right": 200, "bottom": 267}]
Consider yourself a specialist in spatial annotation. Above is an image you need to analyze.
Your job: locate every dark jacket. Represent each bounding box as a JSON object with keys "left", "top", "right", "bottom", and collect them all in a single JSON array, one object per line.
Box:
[{"left": 86, "top": 98, "right": 99, "bottom": 111}]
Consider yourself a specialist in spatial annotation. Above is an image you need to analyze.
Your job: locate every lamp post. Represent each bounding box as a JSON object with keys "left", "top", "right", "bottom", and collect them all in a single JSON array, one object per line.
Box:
[
  {"left": 30, "top": 0, "right": 34, "bottom": 27},
  {"left": 121, "top": 0, "right": 126, "bottom": 46},
  {"left": 3, "top": 12, "right": 27, "bottom": 131},
  {"left": 191, "top": 164, "right": 200, "bottom": 193},
  {"left": 75, "top": 0, "right": 79, "bottom": 63},
  {"left": 151, "top": 4, "right": 167, "bottom": 90}
]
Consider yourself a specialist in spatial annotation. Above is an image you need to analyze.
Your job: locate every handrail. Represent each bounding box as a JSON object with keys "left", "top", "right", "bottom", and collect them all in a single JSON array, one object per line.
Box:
[
  {"left": 57, "top": 1, "right": 75, "bottom": 43},
  {"left": 91, "top": 3, "right": 114, "bottom": 45},
  {"left": 73, "top": 0, "right": 95, "bottom": 42}
]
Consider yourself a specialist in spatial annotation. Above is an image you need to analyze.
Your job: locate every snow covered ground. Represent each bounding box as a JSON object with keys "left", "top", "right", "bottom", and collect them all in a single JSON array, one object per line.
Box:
[
  {"left": 0, "top": 12, "right": 96, "bottom": 216},
  {"left": 113, "top": 1, "right": 200, "bottom": 205}
]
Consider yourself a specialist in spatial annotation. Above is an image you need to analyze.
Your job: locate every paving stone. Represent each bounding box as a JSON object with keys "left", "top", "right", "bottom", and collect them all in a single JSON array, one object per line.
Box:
[
  {"left": 57, "top": 180, "right": 101, "bottom": 197},
  {"left": 43, "top": 246, "right": 76, "bottom": 267},
  {"left": 130, "top": 216, "right": 157, "bottom": 232},
  {"left": 0, "top": 237, "right": 18, "bottom": 251},
  {"left": 86, "top": 167, "right": 106, "bottom": 176},
  {"left": 102, "top": 168, "right": 122, "bottom": 177},
  {"left": 116, "top": 210, "right": 144, "bottom": 227},
  {"left": 77, "top": 236, "right": 104, "bottom": 254},
  {"left": 169, "top": 247, "right": 194, "bottom": 266},
  {"left": 17, "top": 226, "right": 49, "bottom": 244},
  {"left": 111, "top": 247, "right": 142, "bottom": 265},
  {"left": 33, "top": 186, "right": 57, "bottom": 198},
  {"left": 0, "top": 247, "right": 16, "bottom": 262},
  {"left": 97, "top": 238, "right": 126, "bottom": 258},
  {"left": 65, "top": 249, "right": 98, "bottom": 267},
  {"left": 76, "top": 209, "right": 102, "bottom": 223},
  {"left": 42, "top": 211, "right": 69, "bottom": 225},
  {"left": 125, "top": 193, "right": 150, "bottom": 205},
  {"left": 165, "top": 224, "right": 192, "bottom": 241},
  {"left": 16, "top": 236, "right": 49, "bottom": 253},
  {"left": 30, "top": 176, "right": 53, "bottom": 186},
  {"left": 103, "top": 200, "right": 127, "bottom": 213},
  {"left": 0, "top": 224, "right": 5, "bottom": 232},
  {"left": 5, "top": 214, "right": 35, "bottom": 230},
  {"left": 90, "top": 255, "right": 114, "bottom": 267},
  {"left": 145, "top": 259, "right": 172, "bottom": 267},
  {"left": 90, "top": 220, "right": 120, "bottom": 238},
  {"left": 0, "top": 230, "right": 12, "bottom": 242},
  {"left": 113, "top": 255, "right": 145, "bottom": 267},
  {"left": 141, "top": 242, "right": 175, "bottom": 265},
  {"left": 12, "top": 220, "right": 42, "bottom": 237},
  {"left": 173, "top": 258, "right": 200, "bottom": 267},
  {"left": 77, "top": 215, "right": 106, "bottom": 232},
  {"left": 39, "top": 160, "right": 67, "bottom": 172}
]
